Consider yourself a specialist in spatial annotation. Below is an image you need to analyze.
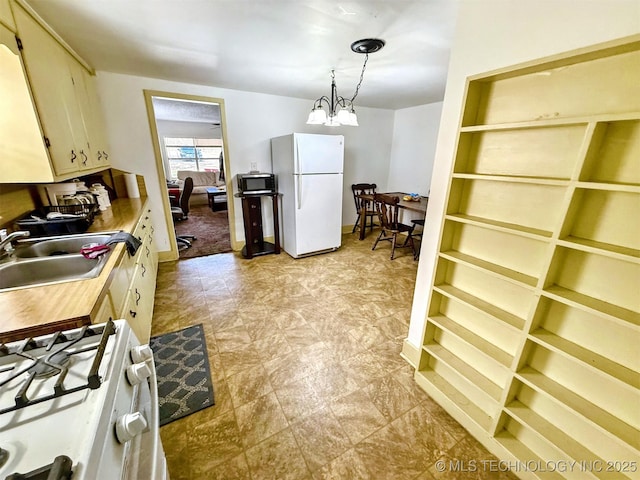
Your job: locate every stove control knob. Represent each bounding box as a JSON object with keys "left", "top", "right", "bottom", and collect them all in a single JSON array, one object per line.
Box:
[
  {"left": 126, "top": 362, "right": 152, "bottom": 385},
  {"left": 131, "top": 344, "right": 153, "bottom": 363},
  {"left": 115, "top": 412, "right": 148, "bottom": 444}
]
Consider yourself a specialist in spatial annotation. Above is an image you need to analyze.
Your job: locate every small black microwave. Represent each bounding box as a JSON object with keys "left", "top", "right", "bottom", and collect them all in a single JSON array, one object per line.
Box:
[{"left": 237, "top": 172, "right": 276, "bottom": 195}]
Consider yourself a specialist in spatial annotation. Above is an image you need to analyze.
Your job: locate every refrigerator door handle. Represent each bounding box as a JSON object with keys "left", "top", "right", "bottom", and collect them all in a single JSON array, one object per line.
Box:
[{"left": 296, "top": 175, "right": 302, "bottom": 209}]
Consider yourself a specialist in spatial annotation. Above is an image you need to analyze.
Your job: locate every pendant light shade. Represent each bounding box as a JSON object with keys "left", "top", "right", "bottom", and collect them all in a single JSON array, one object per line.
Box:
[{"left": 306, "top": 38, "right": 384, "bottom": 127}]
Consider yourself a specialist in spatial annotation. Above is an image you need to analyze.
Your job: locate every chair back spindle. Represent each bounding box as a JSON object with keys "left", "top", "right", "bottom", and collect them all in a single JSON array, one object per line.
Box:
[
  {"left": 351, "top": 183, "right": 378, "bottom": 235},
  {"left": 371, "top": 193, "right": 416, "bottom": 260}
]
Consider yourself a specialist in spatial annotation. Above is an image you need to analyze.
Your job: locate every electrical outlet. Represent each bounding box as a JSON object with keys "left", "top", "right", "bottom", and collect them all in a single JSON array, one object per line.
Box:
[{"left": 250, "top": 162, "right": 258, "bottom": 172}]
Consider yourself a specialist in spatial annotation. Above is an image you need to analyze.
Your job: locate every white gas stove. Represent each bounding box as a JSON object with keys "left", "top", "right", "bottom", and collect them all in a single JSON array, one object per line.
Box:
[{"left": 0, "top": 319, "right": 168, "bottom": 480}]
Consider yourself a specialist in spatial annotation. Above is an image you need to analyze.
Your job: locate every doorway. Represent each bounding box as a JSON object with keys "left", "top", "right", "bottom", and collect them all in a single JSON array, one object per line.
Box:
[{"left": 143, "top": 91, "right": 235, "bottom": 260}]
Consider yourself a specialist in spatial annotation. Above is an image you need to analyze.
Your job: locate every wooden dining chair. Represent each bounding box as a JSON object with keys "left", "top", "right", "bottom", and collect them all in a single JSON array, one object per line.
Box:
[
  {"left": 411, "top": 218, "right": 425, "bottom": 260},
  {"left": 371, "top": 193, "right": 416, "bottom": 260},
  {"left": 351, "top": 183, "right": 378, "bottom": 234}
]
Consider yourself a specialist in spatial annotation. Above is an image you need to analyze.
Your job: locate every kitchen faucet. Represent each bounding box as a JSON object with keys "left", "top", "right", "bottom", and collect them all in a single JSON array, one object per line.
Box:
[{"left": 0, "top": 230, "right": 31, "bottom": 255}]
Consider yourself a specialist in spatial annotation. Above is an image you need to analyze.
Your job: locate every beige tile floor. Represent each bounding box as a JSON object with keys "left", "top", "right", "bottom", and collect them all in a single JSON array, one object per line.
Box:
[{"left": 152, "top": 233, "right": 517, "bottom": 480}]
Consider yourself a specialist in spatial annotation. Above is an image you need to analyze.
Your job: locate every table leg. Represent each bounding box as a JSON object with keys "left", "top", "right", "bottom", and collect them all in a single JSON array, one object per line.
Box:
[{"left": 359, "top": 204, "right": 367, "bottom": 240}]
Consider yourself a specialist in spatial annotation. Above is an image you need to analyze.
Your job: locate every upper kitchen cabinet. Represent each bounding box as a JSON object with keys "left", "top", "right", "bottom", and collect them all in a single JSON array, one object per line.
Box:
[
  {"left": 0, "top": 22, "right": 50, "bottom": 180},
  {"left": 0, "top": 0, "right": 14, "bottom": 30},
  {"left": 4, "top": 0, "right": 111, "bottom": 182},
  {"left": 68, "top": 58, "right": 111, "bottom": 170}
]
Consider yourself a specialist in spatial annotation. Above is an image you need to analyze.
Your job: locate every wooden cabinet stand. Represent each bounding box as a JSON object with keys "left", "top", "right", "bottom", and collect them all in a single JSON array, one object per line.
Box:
[{"left": 236, "top": 192, "right": 281, "bottom": 259}]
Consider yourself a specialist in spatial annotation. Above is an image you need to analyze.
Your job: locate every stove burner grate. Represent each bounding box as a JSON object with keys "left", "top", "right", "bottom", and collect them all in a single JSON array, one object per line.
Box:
[
  {"left": 27, "top": 350, "right": 71, "bottom": 379},
  {"left": 0, "top": 319, "right": 117, "bottom": 415}
]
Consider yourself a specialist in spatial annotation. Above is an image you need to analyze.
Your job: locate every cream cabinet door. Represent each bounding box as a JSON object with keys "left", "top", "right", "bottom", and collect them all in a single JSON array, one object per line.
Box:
[
  {"left": 67, "top": 57, "right": 97, "bottom": 170},
  {"left": 0, "top": 0, "right": 14, "bottom": 30},
  {"left": 13, "top": 3, "right": 83, "bottom": 177},
  {"left": 77, "top": 64, "right": 111, "bottom": 169},
  {"left": 92, "top": 293, "right": 115, "bottom": 324},
  {"left": 0, "top": 23, "right": 52, "bottom": 182}
]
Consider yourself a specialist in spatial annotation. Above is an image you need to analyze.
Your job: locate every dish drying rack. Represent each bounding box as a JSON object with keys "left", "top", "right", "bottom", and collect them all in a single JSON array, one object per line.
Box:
[{"left": 15, "top": 204, "right": 99, "bottom": 237}]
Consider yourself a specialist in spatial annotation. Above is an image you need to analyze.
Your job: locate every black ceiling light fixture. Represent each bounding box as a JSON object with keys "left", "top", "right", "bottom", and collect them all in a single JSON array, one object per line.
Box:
[{"left": 306, "top": 38, "right": 385, "bottom": 127}]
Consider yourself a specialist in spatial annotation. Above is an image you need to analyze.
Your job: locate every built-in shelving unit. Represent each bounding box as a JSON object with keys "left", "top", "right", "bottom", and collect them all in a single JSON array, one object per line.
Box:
[{"left": 415, "top": 36, "right": 640, "bottom": 480}]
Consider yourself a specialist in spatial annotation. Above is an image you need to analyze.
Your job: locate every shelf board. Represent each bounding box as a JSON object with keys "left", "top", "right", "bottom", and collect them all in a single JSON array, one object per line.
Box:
[
  {"left": 543, "top": 285, "right": 640, "bottom": 327},
  {"left": 446, "top": 214, "right": 553, "bottom": 240},
  {"left": 558, "top": 236, "right": 640, "bottom": 262},
  {"left": 434, "top": 284, "right": 526, "bottom": 331},
  {"left": 452, "top": 173, "right": 570, "bottom": 186},
  {"left": 440, "top": 250, "right": 538, "bottom": 287},
  {"left": 429, "top": 314, "right": 514, "bottom": 368},
  {"left": 414, "top": 369, "right": 493, "bottom": 432},
  {"left": 575, "top": 181, "right": 640, "bottom": 194},
  {"left": 530, "top": 328, "right": 639, "bottom": 390},
  {"left": 460, "top": 111, "right": 640, "bottom": 132},
  {"left": 516, "top": 367, "right": 640, "bottom": 452},
  {"left": 494, "top": 429, "right": 566, "bottom": 480},
  {"left": 504, "top": 402, "right": 607, "bottom": 479},
  {"left": 423, "top": 343, "right": 503, "bottom": 402}
]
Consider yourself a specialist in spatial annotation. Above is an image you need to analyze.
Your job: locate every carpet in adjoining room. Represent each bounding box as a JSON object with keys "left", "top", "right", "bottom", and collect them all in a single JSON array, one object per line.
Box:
[
  {"left": 150, "top": 324, "right": 215, "bottom": 426},
  {"left": 175, "top": 204, "right": 232, "bottom": 259}
]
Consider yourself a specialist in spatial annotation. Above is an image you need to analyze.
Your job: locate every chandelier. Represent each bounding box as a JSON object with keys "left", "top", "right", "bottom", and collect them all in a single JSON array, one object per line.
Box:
[{"left": 306, "top": 38, "right": 385, "bottom": 127}]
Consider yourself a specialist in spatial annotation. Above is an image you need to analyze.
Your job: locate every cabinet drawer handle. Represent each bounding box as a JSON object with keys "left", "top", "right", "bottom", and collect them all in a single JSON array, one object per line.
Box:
[
  {"left": 97, "top": 151, "right": 103, "bottom": 161},
  {"left": 80, "top": 150, "right": 88, "bottom": 166},
  {"left": 135, "top": 288, "right": 141, "bottom": 305},
  {"left": 145, "top": 246, "right": 150, "bottom": 258},
  {"left": 70, "top": 150, "right": 77, "bottom": 163},
  {"left": 103, "top": 151, "right": 109, "bottom": 160},
  {"left": 141, "top": 263, "right": 146, "bottom": 277}
]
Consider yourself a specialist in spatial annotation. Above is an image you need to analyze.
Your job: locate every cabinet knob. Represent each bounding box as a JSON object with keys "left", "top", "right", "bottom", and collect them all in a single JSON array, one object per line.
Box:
[{"left": 129, "top": 309, "right": 137, "bottom": 318}]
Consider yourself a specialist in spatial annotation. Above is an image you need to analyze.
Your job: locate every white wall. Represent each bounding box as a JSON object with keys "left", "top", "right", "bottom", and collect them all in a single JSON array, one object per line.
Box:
[
  {"left": 406, "top": 0, "right": 640, "bottom": 351},
  {"left": 387, "top": 102, "right": 442, "bottom": 197},
  {"left": 96, "top": 71, "right": 394, "bottom": 253}
]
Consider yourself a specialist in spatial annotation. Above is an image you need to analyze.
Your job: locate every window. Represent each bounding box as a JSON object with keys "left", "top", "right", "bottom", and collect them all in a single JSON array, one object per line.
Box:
[{"left": 164, "top": 137, "right": 223, "bottom": 179}]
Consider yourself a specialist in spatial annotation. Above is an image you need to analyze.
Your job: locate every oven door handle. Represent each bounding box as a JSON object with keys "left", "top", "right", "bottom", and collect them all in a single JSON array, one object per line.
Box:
[{"left": 148, "top": 352, "right": 160, "bottom": 480}]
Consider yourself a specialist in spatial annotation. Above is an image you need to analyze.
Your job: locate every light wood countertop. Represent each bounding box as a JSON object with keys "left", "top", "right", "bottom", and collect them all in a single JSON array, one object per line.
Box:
[{"left": 0, "top": 197, "right": 148, "bottom": 342}]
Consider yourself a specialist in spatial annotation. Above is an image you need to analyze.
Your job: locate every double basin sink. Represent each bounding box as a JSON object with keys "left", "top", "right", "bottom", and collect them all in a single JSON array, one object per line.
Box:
[{"left": 0, "top": 232, "right": 119, "bottom": 291}]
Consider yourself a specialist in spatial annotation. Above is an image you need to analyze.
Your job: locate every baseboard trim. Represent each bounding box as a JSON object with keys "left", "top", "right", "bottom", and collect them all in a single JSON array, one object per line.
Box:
[
  {"left": 158, "top": 250, "right": 178, "bottom": 262},
  {"left": 400, "top": 338, "right": 420, "bottom": 369}
]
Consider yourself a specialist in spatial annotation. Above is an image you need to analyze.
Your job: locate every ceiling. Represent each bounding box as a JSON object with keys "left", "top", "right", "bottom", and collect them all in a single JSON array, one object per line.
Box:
[{"left": 25, "top": 1, "right": 459, "bottom": 111}]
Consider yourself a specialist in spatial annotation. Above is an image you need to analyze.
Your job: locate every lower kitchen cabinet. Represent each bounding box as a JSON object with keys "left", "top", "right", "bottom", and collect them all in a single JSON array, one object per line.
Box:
[
  {"left": 91, "top": 293, "right": 115, "bottom": 325},
  {"left": 107, "top": 203, "right": 157, "bottom": 343}
]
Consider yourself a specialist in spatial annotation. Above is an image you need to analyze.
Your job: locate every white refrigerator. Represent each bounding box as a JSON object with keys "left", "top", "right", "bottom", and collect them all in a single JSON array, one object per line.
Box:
[{"left": 271, "top": 133, "right": 344, "bottom": 258}]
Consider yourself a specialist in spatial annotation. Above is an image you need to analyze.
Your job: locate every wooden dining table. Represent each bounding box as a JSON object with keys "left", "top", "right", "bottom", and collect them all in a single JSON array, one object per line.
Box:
[{"left": 355, "top": 191, "right": 428, "bottom": 240}]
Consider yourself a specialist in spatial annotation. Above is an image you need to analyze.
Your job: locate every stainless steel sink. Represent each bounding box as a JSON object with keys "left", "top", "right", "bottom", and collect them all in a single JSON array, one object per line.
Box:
[
  {"left": 0, "top": 254, "right": 108, "bottom": 290},
  {"left": 13, "top": 233, "right": 114, "bottom": 258},
  {"left": 0, "top": 231, "right": 119, "bottom": 292}
]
